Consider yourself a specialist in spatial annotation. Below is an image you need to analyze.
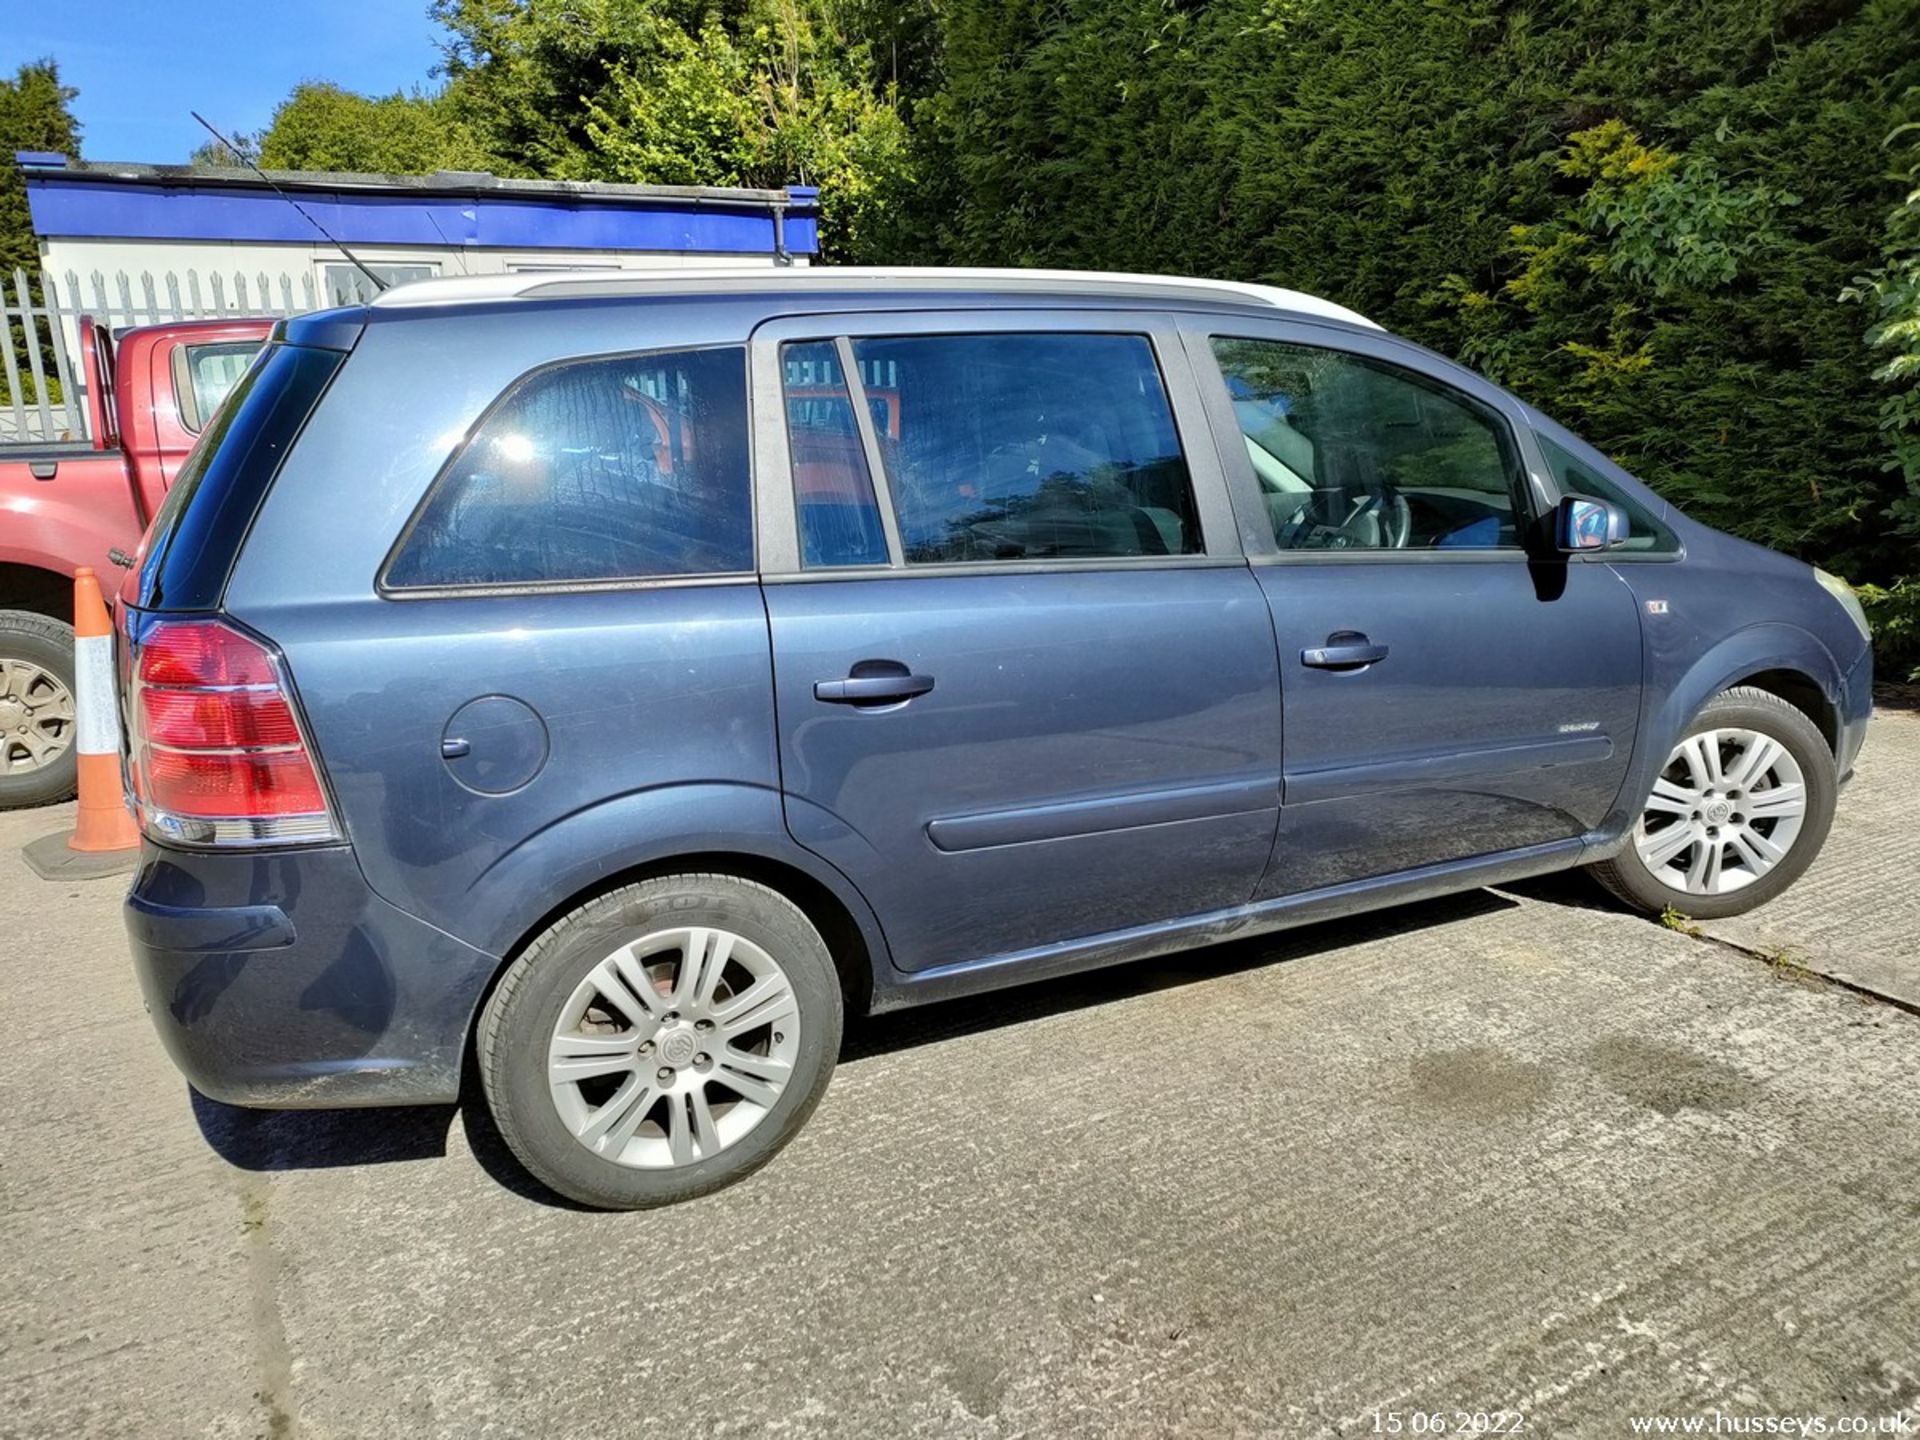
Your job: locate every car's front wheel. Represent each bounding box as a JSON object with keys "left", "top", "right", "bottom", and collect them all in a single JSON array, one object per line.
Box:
[
  {"left": 1588, "top": 685, "right": 1837, "bottom": 920},
  {"left": 477, "top": 873, "right": 843, "bottom": 1209}
]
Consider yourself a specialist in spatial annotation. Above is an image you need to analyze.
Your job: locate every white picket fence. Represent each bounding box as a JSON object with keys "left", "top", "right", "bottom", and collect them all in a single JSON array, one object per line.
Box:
[{"left": 0, "top": 266, "right": 321, "bottom": 444}]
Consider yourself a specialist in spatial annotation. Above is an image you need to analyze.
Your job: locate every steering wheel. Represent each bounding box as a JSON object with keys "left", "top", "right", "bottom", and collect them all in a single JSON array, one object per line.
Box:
[
  {"left": 1274, "top": 489, "right": 1414, "bottom": 550},
  {"left": 1346, "top": 490, "right": 1413, "bottom": 549}
]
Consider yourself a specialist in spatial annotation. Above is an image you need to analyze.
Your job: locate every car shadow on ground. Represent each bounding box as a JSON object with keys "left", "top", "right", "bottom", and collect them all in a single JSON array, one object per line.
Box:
[
  {"left": 1491, "top": 868, "right": 1623, "bottom": 916},
  {"left": 191, "top": 885, "right": 1524, "bottom": 1206}
]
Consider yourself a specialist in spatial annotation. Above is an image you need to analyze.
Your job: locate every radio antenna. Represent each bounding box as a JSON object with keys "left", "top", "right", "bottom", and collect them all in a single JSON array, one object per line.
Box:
[{"left": 190, "top": 111, "right": 388, "bottom": 295}]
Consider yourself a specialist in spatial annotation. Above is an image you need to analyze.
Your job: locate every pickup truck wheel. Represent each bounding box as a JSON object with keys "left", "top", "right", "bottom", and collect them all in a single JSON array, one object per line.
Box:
[
  {"left": 0, "top": 611, "right": 78, "bottom": 810},
  {"left": 477, "top": 874, "right": 843, "bottom": 1209},
  {"left": 1588, "top": 686, "right": 1836, "bottom": 921}
]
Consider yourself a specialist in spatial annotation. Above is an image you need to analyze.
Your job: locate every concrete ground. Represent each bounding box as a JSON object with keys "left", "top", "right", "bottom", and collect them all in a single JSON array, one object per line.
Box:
[{"left": 2, "top": 714, "right": 1917, "bottom": 1439}]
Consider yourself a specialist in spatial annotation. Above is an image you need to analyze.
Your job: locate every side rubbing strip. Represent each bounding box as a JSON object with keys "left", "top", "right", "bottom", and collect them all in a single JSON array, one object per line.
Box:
[
  {"left": 1286, "top": 734, "right": 1614, "bottom": 805},
  {"left": 926, "top": 776, "right": 1278, "bottom": 853}
]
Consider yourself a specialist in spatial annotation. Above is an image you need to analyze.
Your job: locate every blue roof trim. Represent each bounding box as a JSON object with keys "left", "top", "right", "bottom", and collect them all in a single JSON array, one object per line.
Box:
[{"left": 26, "top": 177, "right": 819, "bottom": 255}]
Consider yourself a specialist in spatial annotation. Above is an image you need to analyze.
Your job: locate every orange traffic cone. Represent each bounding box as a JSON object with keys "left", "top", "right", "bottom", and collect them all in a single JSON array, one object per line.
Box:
[
  {"left": 67, "top": 567, "right": 140, "bottom": 854},
  {"left": 22, "top": 567, "right": 139, "bottom": 879}
]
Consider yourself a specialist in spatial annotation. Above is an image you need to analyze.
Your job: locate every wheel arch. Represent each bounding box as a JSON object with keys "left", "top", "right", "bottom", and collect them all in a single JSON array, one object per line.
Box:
[
  {"left": 493, "top": 848, "right": 880, "bottom": 1015},
  {"left": 0, "top": 562, "right": 75, "bottom": 622},
  {"left": 1594, "top": 623, "right": 1842, "bottom": 849},
  {"left": 1724, "top": 667, "right": 1838, "bottom": 756},
  {"left": 457, "top": 814, "right": 894, "bottom": 1072}
]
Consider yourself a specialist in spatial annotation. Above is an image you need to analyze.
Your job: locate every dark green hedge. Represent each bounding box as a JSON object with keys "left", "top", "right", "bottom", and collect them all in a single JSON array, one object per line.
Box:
[{"left": 913, "top": 0, "right": 1920, "bottom": 600}]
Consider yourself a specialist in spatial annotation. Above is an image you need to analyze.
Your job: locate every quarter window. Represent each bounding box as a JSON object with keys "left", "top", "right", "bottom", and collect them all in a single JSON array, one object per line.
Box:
[
  {"left": 781, "top": 341, "right": 889, "bottom": 568},
  {"left": 1538, "top": 434, "right": 1679, "bottom": 553},
  {"left": 847, "top": 333, "right": 1201, "bottom": 564},
  {"left": 1211, "top": 337, "right": 1526, "bottom": 552},
  {"left": 385, "top": 346, "right": 753, "bottom": 590}
]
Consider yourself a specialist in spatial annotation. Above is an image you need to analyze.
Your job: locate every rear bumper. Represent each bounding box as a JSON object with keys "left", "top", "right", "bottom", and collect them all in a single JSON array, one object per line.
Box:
[{"left": 124, "top": 843, "right": 499, "bottom": 1108}]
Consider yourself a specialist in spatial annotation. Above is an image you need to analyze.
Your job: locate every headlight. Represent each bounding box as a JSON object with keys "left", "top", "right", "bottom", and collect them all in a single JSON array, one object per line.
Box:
[{"left": 1814, "top": 567, "right": 1872, "bottom": 643}]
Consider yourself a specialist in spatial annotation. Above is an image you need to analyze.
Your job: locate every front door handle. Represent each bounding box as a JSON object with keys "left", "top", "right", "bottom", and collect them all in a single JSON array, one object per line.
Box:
[
  {"left": 814, "top": 666, "right": 936, "bottom": 706},
  {"left": 1301, "top": 632, "right": 1389, "bottom": 671}
]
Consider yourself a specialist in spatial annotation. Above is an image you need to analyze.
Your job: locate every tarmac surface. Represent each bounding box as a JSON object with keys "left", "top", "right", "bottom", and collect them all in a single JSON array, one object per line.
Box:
[{"left": 2, "top": 710, "right": 1916, "bottom": 1438}]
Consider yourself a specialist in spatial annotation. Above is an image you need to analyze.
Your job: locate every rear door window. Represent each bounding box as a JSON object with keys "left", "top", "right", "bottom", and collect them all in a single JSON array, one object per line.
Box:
[
  {"left": 845, "top": 333, "right": 1201, "bottom": 563},
  {"left": 385, "top": 346, "right": 753, "bottom": 590}
]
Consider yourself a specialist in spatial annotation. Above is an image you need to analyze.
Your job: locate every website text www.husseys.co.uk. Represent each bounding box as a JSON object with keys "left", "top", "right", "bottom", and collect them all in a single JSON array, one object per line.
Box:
[{"left": 1628, "top": 1412, "right": 1915, "bottom": 1437}]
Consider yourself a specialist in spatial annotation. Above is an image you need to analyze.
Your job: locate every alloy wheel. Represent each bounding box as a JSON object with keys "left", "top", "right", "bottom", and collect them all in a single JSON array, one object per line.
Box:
[
  {"left": 0, "top": 658, "right": 75, "bottom": 776},
  {"left": 546, "top": 926, "right": 801, "bottom": 1169},
  {"left": 1633, "top": 727, "right": 1808, "bottom": 897}
]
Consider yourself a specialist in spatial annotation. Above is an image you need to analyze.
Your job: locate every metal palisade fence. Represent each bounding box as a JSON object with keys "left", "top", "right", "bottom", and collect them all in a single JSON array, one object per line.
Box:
[{"left": 0, "top": 266, "right": 321, "bottom": 444}]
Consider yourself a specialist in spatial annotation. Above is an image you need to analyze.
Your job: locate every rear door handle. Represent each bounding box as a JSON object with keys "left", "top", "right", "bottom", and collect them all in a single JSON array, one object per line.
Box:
[
  {"left": 1301, "top": 633, "right": 1389, "bottom": 671},
  {"left": 814, "top": 670, "right": 936, "bottom": 706}
]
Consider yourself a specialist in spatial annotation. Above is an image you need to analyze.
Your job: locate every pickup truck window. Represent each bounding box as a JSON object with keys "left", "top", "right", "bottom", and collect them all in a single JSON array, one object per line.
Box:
[{"left": 172, "top": 342, "right": 262, "bottom": 433}]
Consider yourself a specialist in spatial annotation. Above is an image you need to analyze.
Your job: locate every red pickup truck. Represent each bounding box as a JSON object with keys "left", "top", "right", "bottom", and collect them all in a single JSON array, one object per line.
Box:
[{"left": 1, "top": 316, "right": 271, "bottom": 808}]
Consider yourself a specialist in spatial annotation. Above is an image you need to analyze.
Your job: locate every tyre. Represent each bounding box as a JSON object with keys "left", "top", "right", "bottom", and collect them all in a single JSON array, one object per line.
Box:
[
  {"left": 477, "top": 873, "right": 843, "bottom": 1209},
  {"left": 1588, "top": 685, "right": 1836, "bottom": 920},
  {"left": 0, "top": 610, "right": 78, "bottom": 811}
]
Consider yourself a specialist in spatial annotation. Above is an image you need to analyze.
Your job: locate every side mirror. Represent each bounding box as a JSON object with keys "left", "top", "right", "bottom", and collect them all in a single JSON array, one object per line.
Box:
[{"left": 1556, "top": 493, "right": 1629, "bottom": 553}]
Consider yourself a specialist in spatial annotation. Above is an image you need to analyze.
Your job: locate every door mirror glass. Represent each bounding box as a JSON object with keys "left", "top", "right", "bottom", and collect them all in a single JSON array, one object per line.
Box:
[{"left": 1557, "top": 493, "right": 1629, "bottom": 552}]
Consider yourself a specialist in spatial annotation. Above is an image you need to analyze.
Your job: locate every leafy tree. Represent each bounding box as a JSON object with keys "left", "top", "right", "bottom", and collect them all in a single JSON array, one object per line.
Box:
[
  {"left": 578, "top": 2, "right": 912, "bottom": 258},
  {"left": 255, "top": 83, "right": 490, "bottom": 175},
  {"left": 0, "top": 59, "right": 81, "bottom": 283},
  {"left": 0, "top": 59, "right": 80, "bottom": 404},
  {"left": 197, "top": 0, "right": 1920, "bottom": 678},
  {"left": 188, "top": 131, "right": 263, "bottom": 169},
  {"left": 429, "top": 0, "right": 913, "bottom": 259}
]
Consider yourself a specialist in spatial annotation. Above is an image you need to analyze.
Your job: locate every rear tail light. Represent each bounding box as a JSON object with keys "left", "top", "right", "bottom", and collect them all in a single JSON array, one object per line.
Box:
[{"left": 129, "top": 619, "right": 340, "bottom": 847}]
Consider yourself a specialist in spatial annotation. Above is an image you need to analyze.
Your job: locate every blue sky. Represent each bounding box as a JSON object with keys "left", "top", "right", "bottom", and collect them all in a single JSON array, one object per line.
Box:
[{"left": 2, "top": 0, "right": 446, "bottom": 163}]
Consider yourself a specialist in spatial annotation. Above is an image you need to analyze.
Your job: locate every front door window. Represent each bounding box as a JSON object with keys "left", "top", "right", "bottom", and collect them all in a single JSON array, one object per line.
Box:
[{"left": 1211, "top": 337, "right": 1526, "bottom": 552}]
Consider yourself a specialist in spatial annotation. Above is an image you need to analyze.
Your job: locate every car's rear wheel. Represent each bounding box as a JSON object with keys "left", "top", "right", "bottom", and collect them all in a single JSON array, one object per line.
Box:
[
  {"left": 477, "top": 873, "right": 843, "bottom": 1209},
  {"left": 1588, "top": 686, "right": 1836, "bottom": 920},
  {"left": 0, "top": 611, "right": 78, "bottom": 811}
]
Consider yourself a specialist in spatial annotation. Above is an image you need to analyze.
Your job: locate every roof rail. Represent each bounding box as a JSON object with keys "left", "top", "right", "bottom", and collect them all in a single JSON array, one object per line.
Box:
[{"left": 367, "top": 265, "right": 1380, "bottom": 329}]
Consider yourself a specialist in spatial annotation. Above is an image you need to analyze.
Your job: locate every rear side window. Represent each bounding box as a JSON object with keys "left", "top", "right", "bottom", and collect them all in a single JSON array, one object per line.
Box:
[
  {"left": 1537, "top": 435, "right": 1678, "bottom": 553},
  {"left": 386, "top": 346, "right": 753, "bottom": 590},
  {"left": 847, "top": 333, "right": 1201, "bottom": 564}
]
